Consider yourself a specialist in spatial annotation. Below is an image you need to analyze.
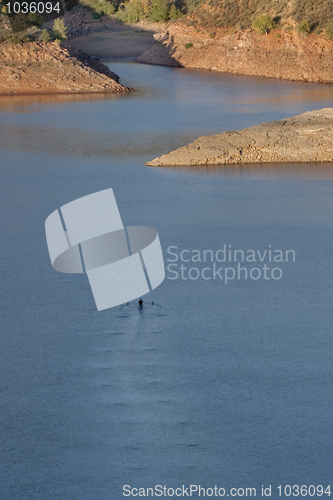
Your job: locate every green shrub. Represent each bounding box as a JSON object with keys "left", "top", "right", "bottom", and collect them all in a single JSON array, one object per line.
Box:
[
  {"left": 27, "top": 12, "right": 43, "bottom": 27},
  {"left": 298, "top": 19, "right": 310, "bottom": 36},
  {"left": 185, "top": 42, "right": 193, "bottom": 48},
  {"left": 252, "top": 15, "right": 275, "bottom": 35},
  {"left": 169, "top": 4, "right": 182, "bottom": 21},
  {"left": 9, "top": 31, "right": 29, "bottom": 42},
  {"left": 102, "top": 1, "right": 116, "bottom": 15},
  {"left": 10, "top": 12, "right": 29, "bottom": 33},
  {"left": 209, "top": 31, "right": 215, "bottom": 38},
  {"left": 116, "top": 0, "right": 145, "bottom": 23},
  {"left": 326, "top": 21, "right": 333, "bottom": 39},
  {"left": 87, "top": 0, "right": 116, "bottom": 18},
  {"left": 39, "top": 29, "right": 51, "bottom": 42},
  {"left": 52, "top": 18, "right": 67, "bottom": 40},
  {"left": 186, "top": 0, "right": 202, "bottom": 14},
  {"left": 149, "top": 0, "right": 169, "bottom": 22}
]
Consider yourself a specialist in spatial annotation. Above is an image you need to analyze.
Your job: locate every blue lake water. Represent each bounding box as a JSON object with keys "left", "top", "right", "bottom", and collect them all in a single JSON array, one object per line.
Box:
[{"left": 1, "top": 63, "right": 333, "bottom": 499}]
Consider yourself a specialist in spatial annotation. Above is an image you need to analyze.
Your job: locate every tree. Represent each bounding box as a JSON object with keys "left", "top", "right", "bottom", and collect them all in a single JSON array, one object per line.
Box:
[
  {"left": 149, "top": 0, "right": 169, "bottom": 22},
  {"left": 102, "top": 1, "right": 115, "bottom": 15},
  {"left": 39, "top": 29, "right": 51, "bottom": 42},
  {"left": 90, "top": 0, "right": 116, "bottom": 17},
  {"left": 169, "top": 4, "right": 182, "bottom": 21},
  {"left": 298, "top": 20, "right": 310, "bottom": 36},
  {"left": 27, "top": 13, "right": 43, "bottom": 27},
  {"left": 116, "top": 0, "right": 144, "bottom": 23},
  {"left": 252, "top": 15, "right": 275, "bottom": 35},
  {"left": 10, "top": 12, "right": 29, "bottom": 33},
  {"left": 52, "top": 18, "right": 67, "bottom": 41}
]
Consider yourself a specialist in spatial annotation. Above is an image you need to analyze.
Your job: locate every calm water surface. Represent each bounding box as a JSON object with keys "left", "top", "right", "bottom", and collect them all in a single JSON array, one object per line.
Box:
[{"left": 1, "top": 63, "right": 333, "bottom": 499}]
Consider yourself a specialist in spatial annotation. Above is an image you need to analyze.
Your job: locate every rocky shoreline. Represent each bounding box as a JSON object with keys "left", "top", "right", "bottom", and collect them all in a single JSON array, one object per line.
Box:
[
  {"left": 0, "top": 41, "right": 131, "bottom": 95},
  {"left": 138, "top": 25, "right": 333, "bottom": 84},
  {"left": 146, "top": 108, "right": 333, "bottom": 167}
]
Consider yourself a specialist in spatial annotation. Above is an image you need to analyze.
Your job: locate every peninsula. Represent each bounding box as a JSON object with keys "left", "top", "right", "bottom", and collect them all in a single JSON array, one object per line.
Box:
[
  {"left": 0, "top": 41, "right": 130, "bottom": 95},
  {"left": 146, "top": 108, "right": 333, "bottom": 166}
]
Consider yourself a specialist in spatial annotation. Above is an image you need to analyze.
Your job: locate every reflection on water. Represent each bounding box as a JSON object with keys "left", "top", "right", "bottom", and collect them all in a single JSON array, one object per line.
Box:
[
  {"left": 0, "top": 91, "right": 125, "bottom": 113},
  {"left": 162, "top": 162, "right": 333, "bottom": 179},
  {"left": 0, "top": 125, "right": 194, "bottom": 159},
  {"left": 231, "top": 84, "right": 333, "bottom": 105}
]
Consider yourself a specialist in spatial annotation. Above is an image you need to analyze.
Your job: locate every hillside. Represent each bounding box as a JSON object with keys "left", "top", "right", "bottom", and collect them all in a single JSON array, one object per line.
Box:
[
  {"left": 1, "top": 0, "right": 332, "bottom": 93},
  {"left": 0, "top": 41, "right": 131, "bottom": 95},
  {"left": 138, "top": 25, "right": 333, "bottom": 83},
  {"left": 182, "top": 0, "right": 333, "bottom": 33}
]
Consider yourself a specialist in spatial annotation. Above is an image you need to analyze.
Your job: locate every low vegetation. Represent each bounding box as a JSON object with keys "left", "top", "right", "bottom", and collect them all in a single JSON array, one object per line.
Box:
[
  {"left": 86, "top": 0, "right": 116, "bottom": 18},
  {"left": 0, "top": 7, "right": 67, "bottom": 44},
  {"left": 52, "top": 18, "right": 68, "bottom": 41},
  {"left": 182, "top": 0, "right": 333, "bottom": 34},
  {"left": 1, "top": 0, "right": 333, "bottom": 44},
  {"left": 115, "top": 0, "right": 182, "bottom": 23},
  {"left": 39, "top": 28, "right": 51, "bottom": 42},
  {"left": 297, "top": 19, "right": 311, "bottom": 36},
  {"left": 0, "top": 6, "right": 44, "bottom": 42},
  {"left": 325, "top": 21, "right": 333, "bottom": 39},
  {"left": 251, "top": 15, "right": 275, "bottom": 35}
]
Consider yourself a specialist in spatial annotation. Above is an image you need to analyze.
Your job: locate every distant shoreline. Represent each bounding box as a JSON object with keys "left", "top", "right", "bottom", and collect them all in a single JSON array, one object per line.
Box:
[
  {"left": 65, "top": 10, "right": 333, "bottom": 86},
  {"left": 138, "top": 26, "right": 333, "bottom": 85},
  {"left": 2, "top": 7, "right": 333, "bottom": 97}
]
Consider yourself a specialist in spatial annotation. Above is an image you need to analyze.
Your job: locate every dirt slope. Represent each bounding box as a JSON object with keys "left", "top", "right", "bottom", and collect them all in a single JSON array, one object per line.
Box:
[
  {"left": 0, "top": 41, "right": 131, "bottom": 95},
  {"left": 138, "top": 25, "right": 333, "bottom": 83}
]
